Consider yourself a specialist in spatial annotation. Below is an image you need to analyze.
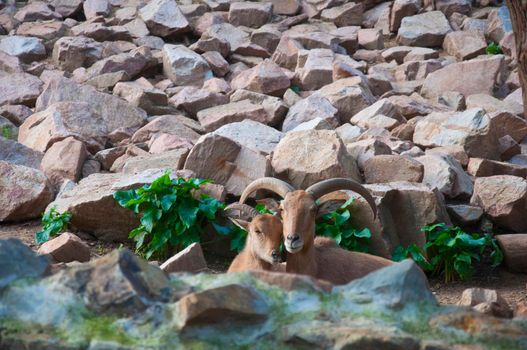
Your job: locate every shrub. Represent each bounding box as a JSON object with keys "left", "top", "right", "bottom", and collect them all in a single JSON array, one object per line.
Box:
[
  {"left": 486, "top": 42, "right": 503, "bottom": 55},
  {"left": 394, "top": 223, "right": 503, "bottom": 282},
  {"left": 315, "top": 198, "right": 371, "bottom": 252},
  {"left": 114, "top": 172, "right": 225, "bottom": 260},
  {"left": 35, "top": 207, "right": 72, "bottom": 244}
]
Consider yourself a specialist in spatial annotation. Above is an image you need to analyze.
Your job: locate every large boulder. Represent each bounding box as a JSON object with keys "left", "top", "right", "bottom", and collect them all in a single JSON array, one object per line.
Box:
[
  {"left": 470, "top": 175, "right": 527, "bottom": 232},
  {"left": 0, "top": 161, "right": 54, "bottom": 222},
  {"left": 0, "top": 73, "right": 43, "bottom": 107},
  {"left": 314, "top": 77, "right": 376, "bottom": 123},
  {"left": 37, "top": 232, "right": 91, "bottom": 263},
  {"left": 52, "top": 36, "right": 103, "bottom": 72},
  {"left": 421, "top": 55, "right": 506, "bottom": 98},
  {"left": 442, "top": 30, "right": 486, "bottom": 61},
  {"left": 231, "top": 60, "right": 290, "bottom": 97},
  {"left": 48, "top": 170, "right": 214, "bottom": 241},
  {"left": 363, "top": 155, "right": 423, "bottom": 183},
  {"left": 271, "top": 130, "right": 361, "bottom": 189},
  {"left": 413, "top": 109, "right": 499, "bottom": 160},
  {"left": 214, "top": 120, "right": 283, "bottom": 155},
  {"left": 35, "top": 77, "right": 147, "bottom": 135},
  {"left": 130, "top": 115, "right": 201, "bottom": 144},
  {"left": 228, "top": 2, "right": 272, "bottom": 28},
  {"left": 139, "top": 0, "right": 190, "bottom": 37},
  {"left": 18, "top": 102, "right": 108, "bottom": 153},
  {"left": 184, "top": 133, "right": 271, "bottom": 196},
  {"left": 197, "top": 100, "right": 270, "bottom": 132},
  {"left": 396, "top": 11, "right": 451, "bottom": 47},
  {"left": 0, "top": 35, "right": 46, "bottom": 63},
  {"left": 416, "top": 154, "right": 473, "bottom": 199},
  {"left": 162, "top": 44, "right": 213, "bottom": 86},
  {"left": 282, "top": 95, "right": 339, "bottom": 132},
  {"left": 0, "top": 138, "right": 43, "bottom": 169},
  {"left": 41, "top": 137, "right": 87, "bottom": 186},
  {"left": 0, "top": 239, "right": 50, "bottom": 289}
]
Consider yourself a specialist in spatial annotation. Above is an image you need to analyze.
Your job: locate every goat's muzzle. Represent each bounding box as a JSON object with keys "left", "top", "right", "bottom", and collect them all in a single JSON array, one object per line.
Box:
[
  {"left": 271, "top": 250, "right": 281, "bottom": 263},
  {"left": 285, "top": 234, "right": 303, "bottom": 253}
]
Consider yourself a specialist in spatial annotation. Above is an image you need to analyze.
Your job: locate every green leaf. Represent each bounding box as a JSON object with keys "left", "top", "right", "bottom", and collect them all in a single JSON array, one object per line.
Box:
[
  {"left": 160, "top": 194, "right": 177, "bottom": 212},
  {"left": 114, "top": 190, "right": 137, "bottom": 208},
  {"left": 199, "top": 197, "right": 223, "bottom": 219},
  {"left": 141, "top": 208, "right": 162, "bottom": 232},
  {"left": 353, "top": 228, "right": 371, "bottom": 239},
  {"left": 178, "top": 205, "right": 199, "bottom": 229}
]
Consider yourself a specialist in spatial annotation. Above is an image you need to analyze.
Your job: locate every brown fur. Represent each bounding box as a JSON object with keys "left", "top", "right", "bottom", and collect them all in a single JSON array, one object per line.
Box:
[
  {"left": 228, "top": 214, "right": 283, "bottom": 273},
  {"left": 281, "top": 191, "right": 393, "bottom": 285}
]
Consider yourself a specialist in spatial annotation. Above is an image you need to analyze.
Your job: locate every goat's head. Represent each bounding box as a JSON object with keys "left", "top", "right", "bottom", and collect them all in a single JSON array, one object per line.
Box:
[
  {"left": 224, "top": 203, "right": 283, "bottom": 264},
  {"left": 240, "top": 178, "right": 377, "bottom": 254}
]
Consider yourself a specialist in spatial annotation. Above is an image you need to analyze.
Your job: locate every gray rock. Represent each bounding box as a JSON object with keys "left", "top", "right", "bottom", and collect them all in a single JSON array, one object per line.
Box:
[
  {"left": 139, "top": 0, "right": 190, "bottom": 37},
  {"left": 0, "top": 239, "right": 49, "bottom": 289},
  {"left": 0, "top": 73, "right": 43, "bottom": 107},
  {"left": 162, "top": 44, "right": 213, "bottom": 86},
  {"left": 215, "top": 120, "right": 283, "bottom": 155},
  {"left": 397, "top": 11, "right": 452, "bottom": 47},
  {"left": 282, "top": 95, "right": 339, "bottom": 132},
  {"left": 0, "top": 138, "right": 43, "bottom": 169},
  {"left": 0, "top": 36, "right": 46, "bottom": 63}
]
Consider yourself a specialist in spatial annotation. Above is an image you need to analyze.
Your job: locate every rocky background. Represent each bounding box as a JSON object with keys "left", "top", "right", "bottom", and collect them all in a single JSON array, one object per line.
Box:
[{"left": 1, "top": 0, "right": 527, "bottom": 348}]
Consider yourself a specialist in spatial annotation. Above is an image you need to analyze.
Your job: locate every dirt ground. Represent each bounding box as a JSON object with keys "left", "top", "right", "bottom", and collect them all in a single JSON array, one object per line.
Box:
[{"left": 1, "top": 221, "right": 526, "bottom": 307}]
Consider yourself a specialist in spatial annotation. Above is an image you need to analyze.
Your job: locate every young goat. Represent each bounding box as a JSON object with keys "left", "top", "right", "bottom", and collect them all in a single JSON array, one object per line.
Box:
[
  {"left": 225, "top": 203, "right": 283, "bottom": 273},
  {"left": 240, "top": 177, "right": 393, "bottom": 285}
]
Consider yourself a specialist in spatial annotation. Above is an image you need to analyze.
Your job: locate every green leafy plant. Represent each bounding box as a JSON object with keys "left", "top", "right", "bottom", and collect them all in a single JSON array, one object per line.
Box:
[
  {"left": 392, "top": 243, "right": 433, "bottom": 271},
  {"left": 35, "top": 207, "right": 72, "bottom": 244},
  {"left": 290, "top": 84, "right": 301, "bottom": 93},
  {"left": 422, "top": 223, "right": 503, "bottom": 282},
  {"left": 1, "top": 126, "right": 13, "bottom": 139},
  {"left": 315, "top": 198, "right": 371, "bottom": 252},
  {"left": 114, "top": 172, "right": 225, "bottom": 260},
  {"left": 486, "top": 42, "right": 503, "bottom": 55}
]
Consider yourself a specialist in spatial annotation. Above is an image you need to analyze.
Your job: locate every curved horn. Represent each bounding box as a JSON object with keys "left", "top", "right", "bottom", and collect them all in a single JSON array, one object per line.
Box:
[
  {"left": 224, "top": 203, "right": 259, "bottom": 219},
  {"left": 306, "top": 178, "right": 377, "bottom": 218},
  {"left": 240, "top": 177, "right": 295, "bottom": 204}
]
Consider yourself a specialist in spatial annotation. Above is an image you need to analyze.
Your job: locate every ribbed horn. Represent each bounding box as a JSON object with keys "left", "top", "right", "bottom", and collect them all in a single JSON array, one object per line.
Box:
[
  {"left": 306, "top": 178, "right": 377, "bottom": 218},
  {"left": 240, "top": 177, "right": 295, "bottom": 204},
  {"left": 224, "top": 203, "right": 259, "bottom": 219}
]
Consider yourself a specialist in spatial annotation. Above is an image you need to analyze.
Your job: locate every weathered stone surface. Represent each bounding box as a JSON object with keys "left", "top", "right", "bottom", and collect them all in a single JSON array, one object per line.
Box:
[
  {"left": 16, "top": 21, "right": 66, "bottom": 42},
  {"left": 0, "top": 35, "right": 46, "bottom": 63},
  {"left": 36, "top": 77, "right": 147, "bottom": 135},
  {"left": 443, "top": 30, "right": 486, "bottom": 61},
  {"left": 413, "top": 109, "right": 499, "bottom": 160},
  {"left": 467, "top": 158, "right": 527, "bottom": 178},
  {"left": 38, "top": 232, "right": 91, "bottom": 263},
  {"left": 417, "top": 154, "right": 473, "bottom": 199},
  {"left": 397, "top": 11, "right": 451, "bottom": 47},
  {"left": 314, "top": 77, "right": 376, "bottom": 123},
  {"left": 197, "top": 100, "right": 270, "bottom": 132},
  {"left": 229, "top": 2, "right": 272, "bottom": 28},
  {"left": 14, "top": 1, "right": 61, "bottom": 22},
  {"left": 19, "top": 102, "right": 108, "bottom": 153},
  {"left": 231, "top": 60, "right": 290, "bottom": 97},
  {"left": 425, "top": 145, "right": 469, "bottom": 167},
  {"left": 0, "top": 138, "right": 43, "bottom": 169},
  {"left": 121, "top": 149, "right": 190, "bottom": 174},
  {"left": 447, "top": 204, "right": 483, "bottom": 226},
  {"left": 0, "top": 73, "right": 43, "bottom": 107},
  {"left": 363, "top": 155, "right": 423, "bottom": 184},
  {"left": 347, "top": 139, "right": 392, "bottom": 169},
  {"left": 184, "top": 133, "right": 271, "bottom": 196},
  {"left": 0, "top": 239, "right": 49, "bottom": 289},
  {"left": 470, "top": 175, "right": 527, "bottom": 232},
  {"left": 148, "top": 133, "right": 193, "bottom": 154},
  {"left": 41, "top": 137, "right": 87, "bottom": 186},
  {"left": 113, "top": 81, "right": 169, "bottom": 115},
  {"left": 283, "top": 95, "right": 338, "bottom": 132},
  {"left": 131, "top": 115, "right": 201, "bottom": 144},
  {"left": 486, "top": 6, "right": 512, "bottom": 43},
  {"left": 139, "top": 0, "right": 190, "bottom": 37},
  {"left": 0, "top": 161, "right": 53, "bottom": 222},
  {"left": 160, "top": 243, "right": 207, "bottom": 273},
  {"left": 163, "top": 44, "right": 212, "bottom": 86},
  {"left": 421, "top": 56, "right": 505, "bottom": 98},
  {"left": 358, "top": 28, "right": 383, "bottom": 50},
  {"left": 495, "top": 234, "right": 527, "bottom": 273},
  {"left": 174, "top": 284, "right": 268, "bottom": 329},
  {"left": 272, "top": 130, "right": 360, "bottom": 189},
  {"left": 52, "top": 0, "right": 83, "bottom": 17},
  {"left": 489, "top": 111, "right": 527, "bottom": 143},
  {"left": 458, "top": 288, "right": 513, "bottom": 319},
  {"left": 83, "top": 0, "right": 110, "bottom": 19},
  {"left": 169, "top": 87, "right": 229, "bottom": 117},
  {"left": 215, "top": 120, "right": 283, "bottom": 155},
  {"left": 230, "top": 89, "right": 288, "bottom": 126},
  {"left": 268, "top": 0, "right": 300, "bottom": 15},
  {"left": 466, "top": 94, "right": 523, "bottom": 117},
  {"left": 296, "top": 48, "right": 334, "bottom": 91},
  {"left": 84, "top": 48, "right": 152, "bottom": 82},
  {"left": 321, "top": 2, "right": 363, "bottom": 27},
  {"left": 390, "top": 0, "right": 420, "bottom": 33}
]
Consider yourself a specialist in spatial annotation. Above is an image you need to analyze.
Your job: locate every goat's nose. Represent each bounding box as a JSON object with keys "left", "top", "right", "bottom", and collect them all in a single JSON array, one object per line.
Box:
[
  {"left": 271, "top": 250, "right": 280, "bottom": 259},
  {"left": 287, "top": 234, "right": 300, "bottom": 242}
]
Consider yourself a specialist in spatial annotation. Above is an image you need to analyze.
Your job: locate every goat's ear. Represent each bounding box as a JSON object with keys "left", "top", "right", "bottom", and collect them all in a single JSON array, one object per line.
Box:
[{"left": 229, "top": 218, "right": 250, "bottom": 231}]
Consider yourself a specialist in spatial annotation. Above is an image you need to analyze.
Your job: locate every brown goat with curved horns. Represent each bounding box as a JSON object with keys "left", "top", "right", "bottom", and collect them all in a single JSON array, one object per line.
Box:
[
  {"left": 224, "top": 203, "right": 283, "bottom": 273},
  {"left": 240, "top": 177, "right": 392, "bottom": 285}
]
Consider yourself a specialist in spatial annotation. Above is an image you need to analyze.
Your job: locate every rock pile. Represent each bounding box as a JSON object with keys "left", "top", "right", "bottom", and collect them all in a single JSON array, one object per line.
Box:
[
  {"left": 1, "top": 240, "right": 526, "bottom": 349},
  {"left": 0, "top": 0, "right": 526, "bottom": 267}
]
